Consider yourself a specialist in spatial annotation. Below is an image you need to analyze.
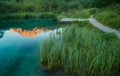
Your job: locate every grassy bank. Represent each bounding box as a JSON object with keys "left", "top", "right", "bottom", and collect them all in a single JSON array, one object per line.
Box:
[
  {"left": 0, "top": 12, "right": 57, "bottom": 20},
  {"left": 40, "top": 25, "right": 120, "bottom": 75},
  {"left": 95, "top": 4, "right": 120, "bottom": 31}
]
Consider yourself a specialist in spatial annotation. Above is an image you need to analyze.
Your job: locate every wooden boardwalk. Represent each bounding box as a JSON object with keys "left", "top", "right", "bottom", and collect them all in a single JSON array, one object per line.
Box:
[
  {"left": 60, "top": 18, "right": 88, "bottom": 22},
  {"left": 88, "top": 18, "right": 120, "bottom": 39},
  {"left": 59, "top": 17, "right": 120, "bottom": 39}
]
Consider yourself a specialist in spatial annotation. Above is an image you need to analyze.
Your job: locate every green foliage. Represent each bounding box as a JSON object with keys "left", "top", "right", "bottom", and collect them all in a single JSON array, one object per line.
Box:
[
  {"left": 80, "top": 0, "right": 120, "bottom": 7},
  {"left": 0, "top": 0, "right": 120, "bottom": 20},
  {"left": 59, "top": 8, "right": 99, "bottom": 18},
  {"left": 95, "top": 5, "right": 120, "bottom": 31},
  {"left": 40, "top": 25, "right": 120, "bottom": 75},
  {"left": 1, "top": 0, "right": 119, "bottom": 14}
]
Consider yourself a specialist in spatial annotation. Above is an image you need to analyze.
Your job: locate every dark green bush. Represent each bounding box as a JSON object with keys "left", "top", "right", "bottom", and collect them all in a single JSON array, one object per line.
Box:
[{"left": 88, "top": 8, "right": 99, "bottom": 15}]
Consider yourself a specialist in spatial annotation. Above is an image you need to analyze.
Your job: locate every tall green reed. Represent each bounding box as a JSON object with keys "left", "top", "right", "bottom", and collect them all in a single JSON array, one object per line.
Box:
[{"left": 40, "top": 25, "right": 120, "bottom": 75}]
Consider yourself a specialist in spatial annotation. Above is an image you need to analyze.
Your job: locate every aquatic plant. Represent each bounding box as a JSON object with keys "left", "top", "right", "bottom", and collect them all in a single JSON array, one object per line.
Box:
[{"left": 40, "top": 25, "right": 120, "bottom": 75}]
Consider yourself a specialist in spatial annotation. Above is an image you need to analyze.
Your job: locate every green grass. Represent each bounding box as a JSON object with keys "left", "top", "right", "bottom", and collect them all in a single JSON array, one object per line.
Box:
[
  {"left": 96, "top": 12, "right": 120, "bottom": 30},
  {"left": 40, "top": 25, "right": 120, "bottom": 75},
  {"left": 94, "top": 4, "right": 120, "bottom": 31}
]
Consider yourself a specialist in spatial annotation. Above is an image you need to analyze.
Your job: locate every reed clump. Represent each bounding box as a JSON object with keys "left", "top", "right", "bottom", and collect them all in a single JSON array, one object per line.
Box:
[{"left": 40, "top": 25, "right": 120, "bottom": 75}]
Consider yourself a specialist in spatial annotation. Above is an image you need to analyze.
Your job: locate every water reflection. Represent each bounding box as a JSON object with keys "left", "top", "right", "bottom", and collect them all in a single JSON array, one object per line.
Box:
[
  {"left": 0, "top": 19, "right": 60, "bottom": 39},
  {"left": 0, "top": 19, "right": 59, "bottom": 76},
  {"left": 10, "top": 27, "right": 51, "bottom": 38}
]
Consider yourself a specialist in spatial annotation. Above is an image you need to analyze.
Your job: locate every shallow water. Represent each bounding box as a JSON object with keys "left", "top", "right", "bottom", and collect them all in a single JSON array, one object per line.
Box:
[{"left": 0, "top": 19, "right": 60, "bottom": 76}]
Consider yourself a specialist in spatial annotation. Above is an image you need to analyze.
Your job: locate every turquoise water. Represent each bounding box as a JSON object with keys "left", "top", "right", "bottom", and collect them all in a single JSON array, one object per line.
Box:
[{"left": 0, "top": 19, "right": 60, "bottom": 76}]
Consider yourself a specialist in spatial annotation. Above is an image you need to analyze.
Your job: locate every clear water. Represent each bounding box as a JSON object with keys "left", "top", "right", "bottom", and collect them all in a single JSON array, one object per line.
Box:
[{"left": 0, "top": 19, "right": 60, "bottom": 76}]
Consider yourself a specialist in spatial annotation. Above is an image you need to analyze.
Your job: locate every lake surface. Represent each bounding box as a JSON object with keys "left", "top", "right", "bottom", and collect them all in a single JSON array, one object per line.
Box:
[{"left": 0, "top": 19, "right": 62, "bottom": 76}]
